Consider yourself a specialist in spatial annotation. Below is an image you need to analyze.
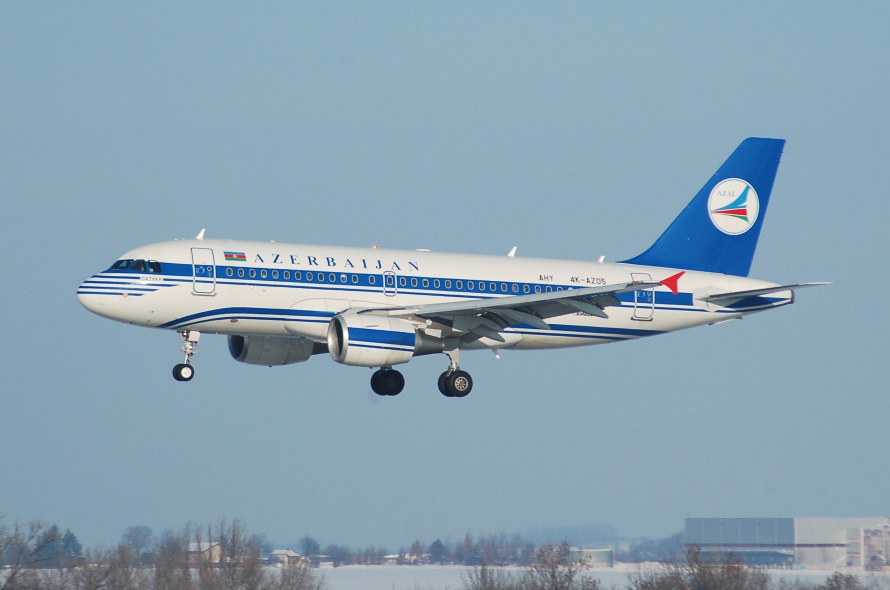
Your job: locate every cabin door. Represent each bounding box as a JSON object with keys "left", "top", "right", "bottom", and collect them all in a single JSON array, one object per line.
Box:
[
  {"left": 631, "top": 272, "right": 654, "bottom": 320},
  {"left": 191, "top": 248, "right": 216, "bottom": 295}
]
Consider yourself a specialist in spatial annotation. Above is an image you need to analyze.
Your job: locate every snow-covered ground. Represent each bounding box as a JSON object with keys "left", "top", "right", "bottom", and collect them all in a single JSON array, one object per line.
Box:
[{"left": 320, "top": 563, "right": 890, "bottom": 590}]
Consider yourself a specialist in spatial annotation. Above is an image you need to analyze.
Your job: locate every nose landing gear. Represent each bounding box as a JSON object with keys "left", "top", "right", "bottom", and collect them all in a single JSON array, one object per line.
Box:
[{"left": 172, "top": 330, "right": 200, "bottom": 382}]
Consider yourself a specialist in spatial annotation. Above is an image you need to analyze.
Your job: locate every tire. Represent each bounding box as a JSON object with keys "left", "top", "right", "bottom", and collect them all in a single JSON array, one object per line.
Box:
[
  {"left": 371, "top": 369, "right": 404, "bottom": 396},
  {"left": 173, "top": 363, "right": 194, "bottom": 382},
  {"left": 380, "top": 369, "right": 405, "bottom": 396},
  {"left": 370, "top": 369, "right": 385, "bottom": 395},
  {"left": 446, "top": 370, "right": 472, "bottom": 398},
  {"left": 438, "top": 372, "right": 453, "bottom": 397}
]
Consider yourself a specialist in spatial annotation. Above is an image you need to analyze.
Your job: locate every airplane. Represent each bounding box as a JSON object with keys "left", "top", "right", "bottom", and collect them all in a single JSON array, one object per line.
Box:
[{"left": 77, "top": 137, "right": 826, "bottom": 397}]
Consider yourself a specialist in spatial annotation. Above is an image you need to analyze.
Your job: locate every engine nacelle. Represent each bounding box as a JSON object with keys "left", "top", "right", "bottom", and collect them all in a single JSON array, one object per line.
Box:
[
  {"left": 228, "top": 335, "right": 317, "bottom": 366},
  {"left": 328, "top": 313, "right": 442, "bottom": 367}
]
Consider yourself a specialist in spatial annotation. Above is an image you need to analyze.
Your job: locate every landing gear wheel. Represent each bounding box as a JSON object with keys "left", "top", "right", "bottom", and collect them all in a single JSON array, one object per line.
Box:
[
  {"left": 439, "top": 370, "right": 473, "bottom": 398},
  {"left": 371, "top": 368, "right": 405, "bottom": 396},
  {"left": 438, "top": 372, "right": 452, "bottom": 397},
  {"left": 173, "top": 363, "right": 194, "bottom": 382}
]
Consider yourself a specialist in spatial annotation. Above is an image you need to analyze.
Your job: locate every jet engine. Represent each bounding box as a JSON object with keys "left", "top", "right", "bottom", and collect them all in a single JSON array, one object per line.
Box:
[
  {"left": 327, "top": 313, "right": 444, "bottom": 367},
  {"left": 228, "top": 335, "right": 319, "bottom": 366}
]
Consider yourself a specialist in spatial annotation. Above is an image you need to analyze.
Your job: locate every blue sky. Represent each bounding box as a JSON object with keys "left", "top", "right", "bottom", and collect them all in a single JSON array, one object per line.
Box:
[{"left": 1, "top": 3, "right": 887, "bottom": 549}]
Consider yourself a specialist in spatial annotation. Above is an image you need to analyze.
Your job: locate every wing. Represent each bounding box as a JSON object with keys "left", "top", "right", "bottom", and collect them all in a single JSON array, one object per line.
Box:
[{"left": 369, "top": 280, "right": 661, "bottom": 344}]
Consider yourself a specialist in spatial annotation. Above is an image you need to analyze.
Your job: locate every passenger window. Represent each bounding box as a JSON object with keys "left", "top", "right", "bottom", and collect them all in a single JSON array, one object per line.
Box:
[
  {"left": 306, "top": 272, "right": 313, "bottom": 281},
  {"left": 369, "top": 276, "right": 376, "bottom": 285},
  {"left": 535, "top": 285, "right": 541, "bottom": 293},
  {"left": 272, "top": 270, "right": 279, "bottom": 279},
  {"left": 340, "top": 274, "right": 347, "bottom": 283},
  {"left": 295, "top": 271, "right": 302, "bottom": 280},
  {"left": 238, "top": 268, "right": 245, "bottom": 278},
  {"left": 479, "top": 283, "right": 485, "bottom": 291},
  {"left": 249, "top": 269, "right": 256, "bottom": 278},
  {"left": 523, "top": 285, "right": 530, "bottom": 293},
  {"left": 456, "top": 280, "right": 463, "bottom": 289},
  {"left": 434, "top": 279, "right": 440, "bottom": 288},
  {"left": 467, "top": 281, "right": 474, "bottom": 290},
  {"left": 411, "top": 278, "right": 418, "bottom": 287},
  {"left": 352, "top": 275, "right": 358, "bottom": 284},
  {"left": 422, "top": 279, "right": 429, "bottom": 288},
  {"left": 445, "top": 280, "right": 451, "bottom": 289},
  {"left": 501, "top": 283, "right": 507, "bottom": 293},
  {"left": 226, "top": 268, "right": 233, "bottom": 277},
  {"left": 400, "top": 277, "right": 407, "bottom": 287},
  {"left": 330, "top": 273, "right": 336, "bottom": 283},
  {"left": 490, "top": 283, "right": 497, "bottom": 292},
  {"left": 546, "top": 286, "right": 552, "bottom": 293},
  {"left": 261, "top": 270, "right": 268, "bottom": 279},
  {"left": 284, "top": 271, "right": 290, "bottom": 280},
  {"left": 512, "top": 284, "right": 519, "bottom": 293}
]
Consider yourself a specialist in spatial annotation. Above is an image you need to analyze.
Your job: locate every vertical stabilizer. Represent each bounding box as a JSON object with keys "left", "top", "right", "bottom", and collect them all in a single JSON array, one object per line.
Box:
[{"left": 621, "top": 137, "right": 785, "bottom": 276}]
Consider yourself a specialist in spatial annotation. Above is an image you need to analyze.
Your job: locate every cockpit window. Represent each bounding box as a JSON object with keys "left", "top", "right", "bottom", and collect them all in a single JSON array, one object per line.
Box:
[
  {"left": 110, "top": 259, "right": 133, "bottom": 270},
  {"left": 107, "top": 259, "right": 163, "bottom": 273}
]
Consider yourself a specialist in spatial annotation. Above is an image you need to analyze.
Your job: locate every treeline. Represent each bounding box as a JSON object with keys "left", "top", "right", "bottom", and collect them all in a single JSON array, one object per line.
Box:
[
  {"left": 0, "top": 517, "right": 323, "bottom": 590},
  {"left": 4, "top": 518, "right": 887, "bottom": 590},
  {"left": 297, "top": 532, "right": 537, "bottom": 567},
  {"left": 464, "top": 547, "right": 890, "bottom": 590}
]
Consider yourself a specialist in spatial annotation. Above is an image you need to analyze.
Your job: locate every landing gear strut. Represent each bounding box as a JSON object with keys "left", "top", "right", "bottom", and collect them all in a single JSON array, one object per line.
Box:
[
  {"left": 371, "top": 367, "right": 405, "bottom": 396},
  {"left": 173, "top": 330, "right": 200, "bottom": 382},
  {"left": 437, "top": 349, "right": 473, "bottom": 398}
]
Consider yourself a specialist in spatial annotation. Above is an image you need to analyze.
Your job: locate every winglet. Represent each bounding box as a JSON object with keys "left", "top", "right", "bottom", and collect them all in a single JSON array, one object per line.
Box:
[
  {"left": 196, "top": 228, "right": 206, "bottom": 240},
  {"left": 507, "top": 246, "right": 517, "bottom": 258},
  {"left": 660, "top": 271, "right": 685, "bottom": 295}
]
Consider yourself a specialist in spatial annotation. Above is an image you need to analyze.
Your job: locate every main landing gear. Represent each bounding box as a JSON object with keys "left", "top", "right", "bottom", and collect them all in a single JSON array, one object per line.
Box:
[
  {"left": 370, "top": 367, "right": 405, "bottom": 396},
  {"left": 369, "top": 350, "right": 474, "bottom": 398},
  {"left": 437, "top": 348, "right": 472, "bottom": 398},
  {"left": 172, "top": 330, "right": 200, "bottom": 382}
]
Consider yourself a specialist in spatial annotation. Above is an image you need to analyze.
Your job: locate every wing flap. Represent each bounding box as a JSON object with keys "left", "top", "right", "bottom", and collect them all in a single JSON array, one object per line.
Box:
[{"left": 374, "top": 281, "right": 661, "bottom": 335}]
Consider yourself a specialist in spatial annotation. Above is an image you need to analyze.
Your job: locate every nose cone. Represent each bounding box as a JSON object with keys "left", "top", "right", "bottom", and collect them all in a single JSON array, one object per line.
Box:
[{"left": 77, "top": 276, "right": 112, "bottom": 317}]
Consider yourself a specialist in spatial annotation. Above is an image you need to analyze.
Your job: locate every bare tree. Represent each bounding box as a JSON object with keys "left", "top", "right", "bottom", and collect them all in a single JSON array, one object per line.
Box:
[
  {"left": 267, "top": 563, "right": 325, "bottom": 590},
  {"left": 462, "top": 560, "right": 521, "bottom": 590},
  {"left": 153, "top": 528, "right": 195, "bottom": 590},
  {"left": 122, "top": 526, "right": 154, "bottom": 564},
  {"left": 1, "top": 517, "right": 69, "bottom": 590},
  {"left": 628, "top": 546, "right": 771, "bottom": 590},
  {"left": 520, "top": 542, "right": 599, "bottom": 590}
]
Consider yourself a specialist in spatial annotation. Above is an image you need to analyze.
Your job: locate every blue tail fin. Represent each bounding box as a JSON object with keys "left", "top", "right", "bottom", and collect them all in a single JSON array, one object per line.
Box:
[{"left": 621, "top": 137, "right": 785, "bottom": 277}]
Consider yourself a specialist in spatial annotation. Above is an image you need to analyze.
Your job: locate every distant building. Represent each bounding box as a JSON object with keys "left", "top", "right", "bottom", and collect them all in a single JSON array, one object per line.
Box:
[
  {"left": 270, "top": 549, "right": 308, "bottom": 567},
  {"left": 185, "top": 542, "right": 223, "bottom": 565},
  {"left": 684, "top": 517, "right": 890, "bottom": 570}
]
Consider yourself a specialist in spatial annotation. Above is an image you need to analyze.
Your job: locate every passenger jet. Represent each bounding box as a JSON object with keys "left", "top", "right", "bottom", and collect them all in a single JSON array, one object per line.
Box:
[{"left": 77, "top": 138, "right": 825, "bottom": 397}]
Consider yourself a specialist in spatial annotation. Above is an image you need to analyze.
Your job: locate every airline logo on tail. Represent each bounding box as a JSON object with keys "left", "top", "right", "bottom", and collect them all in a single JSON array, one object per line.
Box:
[{"left": 708, "top": 178, "right": 759, "bottom": 235}]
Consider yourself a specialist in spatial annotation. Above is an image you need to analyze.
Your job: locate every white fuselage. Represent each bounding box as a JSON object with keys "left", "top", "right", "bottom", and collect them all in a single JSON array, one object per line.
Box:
[{"left": 77, "top": 238, "right": 791, "bottom": 351}]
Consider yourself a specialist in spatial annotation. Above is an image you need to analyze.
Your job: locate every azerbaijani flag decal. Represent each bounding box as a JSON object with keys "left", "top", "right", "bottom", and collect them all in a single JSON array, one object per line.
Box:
[{"left": 224, "top": 251, "right": 247, "bottom": 262}]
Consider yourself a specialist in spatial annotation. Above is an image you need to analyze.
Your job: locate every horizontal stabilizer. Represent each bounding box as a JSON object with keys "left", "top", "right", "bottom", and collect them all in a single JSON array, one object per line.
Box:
[{"left": 699, "top": 282, "right": 830, "bottom": 304}]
